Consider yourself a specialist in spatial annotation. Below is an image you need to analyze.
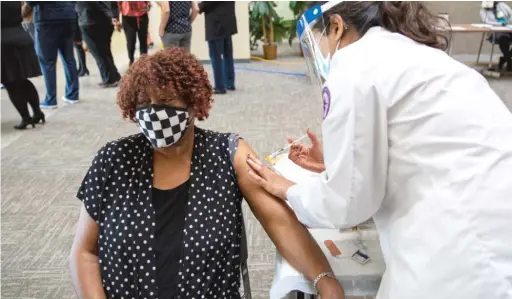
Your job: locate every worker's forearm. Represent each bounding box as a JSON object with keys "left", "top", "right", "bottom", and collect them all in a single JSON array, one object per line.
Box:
[{"left": 70, "top": 250, "right": 106, "bottom": 299}]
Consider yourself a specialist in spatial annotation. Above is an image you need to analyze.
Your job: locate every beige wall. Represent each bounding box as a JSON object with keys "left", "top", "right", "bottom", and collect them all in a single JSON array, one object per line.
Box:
[{"left": 148, "top": 1, "right": 251, "bottom": 61}]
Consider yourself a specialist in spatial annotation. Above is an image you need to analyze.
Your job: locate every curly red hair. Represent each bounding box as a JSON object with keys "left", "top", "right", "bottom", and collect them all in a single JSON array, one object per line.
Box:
[{"left": 116, "top": 47, "right": 214, "bottom": 121}]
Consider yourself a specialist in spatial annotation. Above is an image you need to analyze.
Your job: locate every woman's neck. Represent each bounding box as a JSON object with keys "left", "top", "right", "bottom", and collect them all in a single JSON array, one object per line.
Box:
[{"left": 153, "top": 125, "right": 195, "bottom": 160}]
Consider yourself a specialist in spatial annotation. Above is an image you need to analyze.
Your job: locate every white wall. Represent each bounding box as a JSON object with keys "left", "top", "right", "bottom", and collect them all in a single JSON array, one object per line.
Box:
[{"left": 148, "top": 1, "right": 251, "bottom": 61}]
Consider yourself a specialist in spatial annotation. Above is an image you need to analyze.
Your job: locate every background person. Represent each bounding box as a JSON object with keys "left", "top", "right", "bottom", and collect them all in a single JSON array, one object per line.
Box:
[
  {"left": 480, "top": 1, "right": 512, "bottom": 71},
  {"left": 247, "top": 2, "right": 512, "bottom": 299},
  {"left": 199, "top": 1, "right": 237, "bottom": 94},
  {"left": 69, "top": 48, "right": 345, "bottom": 299},
  {"left": 158, "top": 1, "right": 199, "bottom": 51},
  {"left": 118, "top": 1, "right": 150, "bottom": 65},
  {"left": 2, "top": 1, "right": 45, "bottom": 130},
  {"left": 75, "top": 1, "right": 121, "bottom": 88},
  {"left": 27, "top": 1, "right": 79, "bottom": 108}
]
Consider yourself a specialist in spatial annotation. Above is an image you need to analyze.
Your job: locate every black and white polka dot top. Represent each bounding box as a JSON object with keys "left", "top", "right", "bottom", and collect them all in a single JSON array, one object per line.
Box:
[
  {"left": 165, "top": 1, "right": 192, "bottom": 34},
  {"left": 77, "top": 128, "right": 244, "bottom": 299}
]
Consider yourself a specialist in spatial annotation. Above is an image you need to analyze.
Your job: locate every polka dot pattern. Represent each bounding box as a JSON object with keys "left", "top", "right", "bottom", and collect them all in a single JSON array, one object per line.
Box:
[
  {"left": 77, "top": 128, "right": 244, "bottom": 298},
  {"left": 166, "top": 1, "right": 192, "bottom": 34}
]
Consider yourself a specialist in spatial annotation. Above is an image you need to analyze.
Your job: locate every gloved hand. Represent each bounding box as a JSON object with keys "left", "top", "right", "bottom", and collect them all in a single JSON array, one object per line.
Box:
[{"left": 288, "top": 129, "right": 326, "bottom": 173}]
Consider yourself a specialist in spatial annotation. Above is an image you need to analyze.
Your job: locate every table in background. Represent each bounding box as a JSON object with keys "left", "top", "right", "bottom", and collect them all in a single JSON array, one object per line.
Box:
[{"left": 447, "top": 24, "right": 512, "bottom": 69}]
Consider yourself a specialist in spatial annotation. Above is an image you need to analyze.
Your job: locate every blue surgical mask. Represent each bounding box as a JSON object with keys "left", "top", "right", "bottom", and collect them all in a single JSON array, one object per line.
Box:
[{"left": 314, "top": 27, "right": 342, "bottom": 81}]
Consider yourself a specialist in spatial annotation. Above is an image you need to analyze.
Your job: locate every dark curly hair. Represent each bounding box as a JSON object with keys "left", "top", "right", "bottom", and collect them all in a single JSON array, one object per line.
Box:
[
  {"left": 310, "top": 1, "right": 449, "bottom": 50},
  {"left": 116, "top": 47, "right": 214, "bottom": 121}
]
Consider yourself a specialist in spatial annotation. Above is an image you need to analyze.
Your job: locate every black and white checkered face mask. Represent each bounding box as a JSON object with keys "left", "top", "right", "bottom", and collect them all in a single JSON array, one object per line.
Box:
[{"left": 135, "top": 104, "right": 191, "bottom": 148}]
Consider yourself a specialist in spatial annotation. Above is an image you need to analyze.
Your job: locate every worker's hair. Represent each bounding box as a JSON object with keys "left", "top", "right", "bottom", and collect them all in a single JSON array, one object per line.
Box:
[
  {"left": 310, "top": 1, "right": 449, "bottom": 50},
  {"left": 116, "top": 47, "right": 214, "bottom": 122}
]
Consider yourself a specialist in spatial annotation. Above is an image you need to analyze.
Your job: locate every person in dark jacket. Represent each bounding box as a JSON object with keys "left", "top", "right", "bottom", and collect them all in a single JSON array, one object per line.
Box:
[
  {"left": 75, "top": 1, "right": 121, "bottom": 87},
  {"left": 1, "top": 1, "right": 45, "bottom": 129},
  {"left": 26, "top": 1, "right": 79, "bottom": 109},
  {"left": 198, "top": 1, "right": 237, "bottom": 94}
]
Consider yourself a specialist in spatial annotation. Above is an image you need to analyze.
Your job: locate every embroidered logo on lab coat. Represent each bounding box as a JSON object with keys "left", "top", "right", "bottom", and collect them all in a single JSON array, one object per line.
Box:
[{"left": 322, "top": 87, "right": 331, "bottom": 119}]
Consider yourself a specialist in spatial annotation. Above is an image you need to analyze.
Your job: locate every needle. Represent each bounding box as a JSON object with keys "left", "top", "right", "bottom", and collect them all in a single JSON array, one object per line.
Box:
[{"left": 266, "top": 134, "right": 308, "bottom": 162}]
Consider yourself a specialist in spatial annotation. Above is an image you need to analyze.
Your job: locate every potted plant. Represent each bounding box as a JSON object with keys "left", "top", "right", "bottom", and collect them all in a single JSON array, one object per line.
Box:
[
  {"left": 250, "top": 14, "right": 290, "bottom": 52},
  {"left": 250, "top": 1, "right": 280, "bottom": 60},
  {"left": 287, "top": 1, "right": 309, "bottom": 55}
]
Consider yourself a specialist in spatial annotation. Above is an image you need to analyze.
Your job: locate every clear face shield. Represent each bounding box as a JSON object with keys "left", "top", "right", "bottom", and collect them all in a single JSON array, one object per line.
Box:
[{"left": 297, "top": 1, "right": 343, "bottom": 87}]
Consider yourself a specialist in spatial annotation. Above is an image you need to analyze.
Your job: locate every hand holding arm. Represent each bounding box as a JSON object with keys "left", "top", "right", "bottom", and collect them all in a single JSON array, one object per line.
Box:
[{"left": 235, "top": 140, "right": 345, "bottom": 298}]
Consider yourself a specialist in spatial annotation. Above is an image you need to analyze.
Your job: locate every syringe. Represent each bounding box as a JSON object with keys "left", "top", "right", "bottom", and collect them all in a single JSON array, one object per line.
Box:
[{"left": 265, "top": 134, "right": 308, "bottom": 164}]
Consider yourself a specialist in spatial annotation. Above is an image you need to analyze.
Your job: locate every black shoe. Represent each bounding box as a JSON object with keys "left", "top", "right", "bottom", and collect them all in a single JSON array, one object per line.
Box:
[
  {"left": 78, "top": 70, "right": 90, "bottom": 77},
  {"left": 498, "top": 57, "right": 506, "bottom": 70},
  {"left": 32, "top": 112, "right": 46, "bottom": 124},
  {"left": 106, "top": 80, "right": 120, "bottom": 88},
  {"left": 214, "top": 89, "right": 226, "bottom": 94},
  {"left": 98, "top": 82, "right": 107, "bottom": 88},
  {"left": 227, "top": 86, "right": 236, "bottom": 91},
  {"left": 14, "top": 118, "right": 35, "bottom": 130}
]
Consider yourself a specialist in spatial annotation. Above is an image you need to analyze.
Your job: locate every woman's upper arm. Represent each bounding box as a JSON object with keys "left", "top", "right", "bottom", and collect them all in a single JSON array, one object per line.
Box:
[
  {"left": 72, "top": 205, "right": 99, "bottom": 254},
  {"left": 192, "top": 1, "right": 199, "bottom": 12},
  {"left": 232, "top": 140, "right": 298, "bottom": 225},
  {"left": 73, "top": 145, "right": 111, "bottom": 252},
  {"left": 158, "top": 1, "right": 169, "bottom": 13}
]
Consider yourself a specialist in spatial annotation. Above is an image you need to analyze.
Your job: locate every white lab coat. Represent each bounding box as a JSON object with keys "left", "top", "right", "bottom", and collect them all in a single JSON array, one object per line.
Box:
[{"left": 287, "top": 27, "right": 512, "bottom": 299}]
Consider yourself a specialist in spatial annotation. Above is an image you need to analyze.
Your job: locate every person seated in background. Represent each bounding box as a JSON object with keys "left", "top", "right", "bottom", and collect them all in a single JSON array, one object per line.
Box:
[
  {"left": 481, "top": 1, "right": 512, "bottom": 71},
  {"left": 69, "top": 48, "right": 345, "bottom": 299}
]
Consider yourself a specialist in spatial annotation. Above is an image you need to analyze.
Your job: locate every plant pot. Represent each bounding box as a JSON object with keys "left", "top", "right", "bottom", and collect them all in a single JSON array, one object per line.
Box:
[{"left": 263, "top": 43, "right": 278, "bottom": 60}]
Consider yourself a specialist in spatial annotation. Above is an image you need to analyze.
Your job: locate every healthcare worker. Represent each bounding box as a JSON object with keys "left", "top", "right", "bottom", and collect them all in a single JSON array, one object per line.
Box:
[{"left": 246, "top": 1, "right": 512, "bottom": 299}]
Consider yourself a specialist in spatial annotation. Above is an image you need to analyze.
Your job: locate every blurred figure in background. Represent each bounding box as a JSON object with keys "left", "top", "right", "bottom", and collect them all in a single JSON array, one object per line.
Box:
[
  {"left": 147, "top": 30, "right": 154, "bottom": 49},
  {"left": 2, "top": 1, "right": 45, "bottom": 129},
  {"left": 199, "top": 1, "right": 237, "bottom": 94},
  {"left": 118, "top": 1, "right": 150, "bottom": 65},
  {"left": 481, "top": 1, "right": 512, "bottom": 71},
  {"left": 158, "top": 1, "right": 198, "bottom": 51},
  {"left": 27, "top": 1, "right": 79, "bottom": 109},
  {"left": 21, "top": 1, "right": 34, "bottom": 40},
  {"left": 75, "top": 1, "right": 121, "bottom": 88},
  {"left": 74, "top": 16, "right": 90, "bottom": 77}
]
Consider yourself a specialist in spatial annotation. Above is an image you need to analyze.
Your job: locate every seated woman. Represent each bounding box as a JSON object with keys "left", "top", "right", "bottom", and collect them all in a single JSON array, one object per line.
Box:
[
  {"left": 481, "top": 1, "right": 512, "bottom": 70},
  {"left": 69, "top": 48, "right": 344, "bottom": 299}
]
